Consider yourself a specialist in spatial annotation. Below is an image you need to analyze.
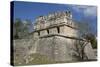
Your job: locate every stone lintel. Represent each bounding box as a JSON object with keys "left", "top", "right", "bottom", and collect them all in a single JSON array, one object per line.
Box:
[{"left": 39, "top": 34, "right": 84, "bottom": 41}]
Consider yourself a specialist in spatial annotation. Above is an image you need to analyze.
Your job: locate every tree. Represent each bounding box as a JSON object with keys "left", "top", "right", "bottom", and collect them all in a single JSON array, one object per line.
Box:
[
  {"left": 73, "top": 40, "right": 89, "bottom": 61},
  {"left": 77, "top": 21, "right": 90, "bottom": 34},
  {"left": 76, "top": 19, "right": 97, "bottom": 49},
  {"left": 13, "top": 18, "right": 23, "bottom": 39},
  {"left": 82, "top": 33, "right": 97, "bottom": 49},
  {"left": 72, "top": 21, "right": 97, "bottom": 60},
  {"left": 13, "top": 18, "right": 33, "bottom": 39}
]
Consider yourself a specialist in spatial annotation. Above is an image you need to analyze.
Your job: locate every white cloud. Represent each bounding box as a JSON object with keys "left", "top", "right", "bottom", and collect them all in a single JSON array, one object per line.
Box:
[
  {"left": 84, "top": 7, "right": 97, "bottom": 17},
  {"left": 72, "top": 5, "right": 97, "bottom": 17}
]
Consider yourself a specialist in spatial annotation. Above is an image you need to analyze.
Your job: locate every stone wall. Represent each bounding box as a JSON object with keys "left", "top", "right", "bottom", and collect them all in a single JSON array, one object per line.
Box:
[
  {"left": 33, "top": 25, "right": 79, "bottom": 38},
  {"left": 34, "top": 11, "right": 74, "bottom": 30},
  {"left": 14, "top": 35, "right": 96, "bottom": 64},
  {"left": 13, "top": 11, "right": 96, "bottom": 65},
  {"left": 37, "top": 36, "right": 74, "bottom": 61}
]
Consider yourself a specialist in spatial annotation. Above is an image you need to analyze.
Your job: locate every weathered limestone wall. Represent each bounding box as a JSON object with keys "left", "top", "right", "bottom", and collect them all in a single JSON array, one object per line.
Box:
[
  {"left": 13, "top": 35, "right": 77, "bottom": 62},
  {"left": 36, "top": 35, "right": 95, "bottom": 61},
  {"left": 60, "top": 26, "right": 79, "bottom": 37},
  {"left": 33, "top": 32, "right": 39, "bottom": 38},
  {"left": 53, "top": 36, "right": 74, "bottom": 61},
  {"left": 33, "top": 25, "right": 79, "bottom": 38},
  {"left": 40, "top": 30, "right": 48, "bottom": 36},
  {"left": 14, "top": 35, "right": 96, "bottom": 63},
  {"left": 14, "top": 39, "right": 35, "bottom": 56},
  {"left": 13, "top": 36, "right": 40, "bottom": 58},
  {"left": 49, "top": 28, "right": 58, "bottom": 34},
  {"left": 36, "top": 36, "right": 73, "bottom": 61}
]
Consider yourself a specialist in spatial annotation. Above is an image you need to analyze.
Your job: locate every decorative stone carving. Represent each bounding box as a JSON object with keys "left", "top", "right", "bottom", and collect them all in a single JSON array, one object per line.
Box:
[{"left": 34, "top": 11, "right": 74, "bottom": 30}]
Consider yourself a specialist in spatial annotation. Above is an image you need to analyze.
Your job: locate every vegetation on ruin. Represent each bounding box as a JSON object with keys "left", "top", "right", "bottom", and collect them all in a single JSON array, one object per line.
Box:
[
  {"left": 14, "top": 53, "right": 55, "bottom": 66},
  {"left": 77, "top": 21, "right": 97, "bottom": 49},
  {"left": 13, "top": 18, "right": 33, "bottom": 39}
]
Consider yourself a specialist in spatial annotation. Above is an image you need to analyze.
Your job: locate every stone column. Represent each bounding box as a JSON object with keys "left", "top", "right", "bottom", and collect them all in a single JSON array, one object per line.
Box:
[{"left": 33, "top": 32, "right": 39, "bottom": 38}]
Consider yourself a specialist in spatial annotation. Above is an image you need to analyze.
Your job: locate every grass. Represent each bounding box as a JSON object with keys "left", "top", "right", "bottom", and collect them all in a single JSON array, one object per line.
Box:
[
  {"left": 14, "top": 53, "right": 54, "bottom": 66},
  {"left": 14, "top": 53, "right": 97, "bottom": 66}
]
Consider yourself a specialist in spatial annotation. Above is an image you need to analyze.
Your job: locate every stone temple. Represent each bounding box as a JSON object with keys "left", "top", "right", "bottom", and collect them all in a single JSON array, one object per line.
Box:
[{"left": 13, "top": 11, "right": 96, "bottom": 65}]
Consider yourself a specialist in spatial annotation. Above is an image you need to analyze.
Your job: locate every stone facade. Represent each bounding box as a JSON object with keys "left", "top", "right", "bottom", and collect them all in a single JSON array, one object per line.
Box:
[{"left": 13, "top": 11, "right": 96, "bottom": 65}]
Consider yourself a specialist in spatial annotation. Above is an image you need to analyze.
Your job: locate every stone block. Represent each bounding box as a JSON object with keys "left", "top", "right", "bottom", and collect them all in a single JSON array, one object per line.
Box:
[
  {"left": 40, "top": 30, "right": 48, "bottom": 36},
  {"left": 60, "top": 26, "right": 78, "bottom": 37},
  {"left": 49, "top": 28, "right": 58, "bottom": 34},
  {"left": 33, "top": 32, "right": 39, "bottom": 38}
]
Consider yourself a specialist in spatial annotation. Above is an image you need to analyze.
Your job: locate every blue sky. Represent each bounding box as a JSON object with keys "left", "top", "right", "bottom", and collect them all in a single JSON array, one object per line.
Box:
[{"left": 13, "top": 1, "right": 97, "bottom": 35}]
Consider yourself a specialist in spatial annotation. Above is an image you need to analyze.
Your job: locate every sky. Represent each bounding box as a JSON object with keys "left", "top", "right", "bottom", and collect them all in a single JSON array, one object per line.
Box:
[{"left": 12, "top": 1, "right": 97, "bottom": 35}]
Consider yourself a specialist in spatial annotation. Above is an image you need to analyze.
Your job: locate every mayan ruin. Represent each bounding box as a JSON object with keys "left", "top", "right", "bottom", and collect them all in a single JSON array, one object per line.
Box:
[{"left": 13, "top": 11, "right": 96, "bottom": 65}]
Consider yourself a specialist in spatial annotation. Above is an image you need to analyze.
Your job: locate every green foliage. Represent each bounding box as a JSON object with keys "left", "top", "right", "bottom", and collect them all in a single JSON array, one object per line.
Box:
[
  {"left": 77, "top": 21, "right": 97, "bottom": 49},
  {"left": 77, "top": 22, "right": 91, "bottom": 34},
  {"left": 13, "top": 18, "right": 33, "bottom": 39},
  {"left": 83, "top": 33, "right": 97, "bottom": 49},
  {"left": 13, "top": 18, "right": 23, "bottom": 39}
]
